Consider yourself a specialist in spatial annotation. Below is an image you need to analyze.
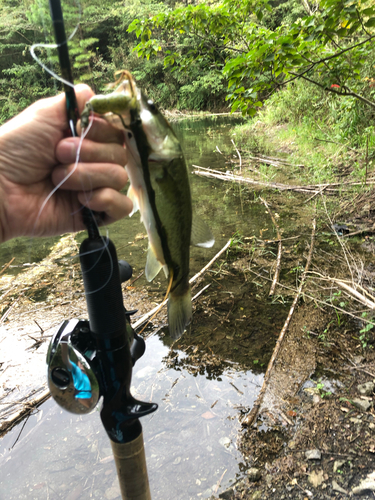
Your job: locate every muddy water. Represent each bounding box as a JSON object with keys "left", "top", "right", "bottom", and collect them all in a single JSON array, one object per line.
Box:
[{"left": 0, "top": 115, "right": 291, "bottom": 499}]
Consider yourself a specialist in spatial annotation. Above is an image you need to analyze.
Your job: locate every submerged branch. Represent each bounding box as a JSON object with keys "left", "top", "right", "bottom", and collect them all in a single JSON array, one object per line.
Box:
[
  {"left": 243, "top": 218, "right": 316, "bottom": 427},
  {"left": 259, "top": 197, "right": 282, "bottom": 296},
  {"left": 133, "top": 240, "right": 232, "bottom": 331},
  {"left": 193, "top": 166, "right": 375, "bottom": 194}
]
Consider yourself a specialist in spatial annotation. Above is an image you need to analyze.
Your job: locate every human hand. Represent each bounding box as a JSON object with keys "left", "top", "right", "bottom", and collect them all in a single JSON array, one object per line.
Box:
[{"left": 0, "top": 84, "right": 132, "bottom": 244}]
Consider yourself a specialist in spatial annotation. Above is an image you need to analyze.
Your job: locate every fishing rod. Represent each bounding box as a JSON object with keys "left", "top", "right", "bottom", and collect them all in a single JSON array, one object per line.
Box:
[{"left": 46, "top": 1, "right": 157, "bottom": 498}]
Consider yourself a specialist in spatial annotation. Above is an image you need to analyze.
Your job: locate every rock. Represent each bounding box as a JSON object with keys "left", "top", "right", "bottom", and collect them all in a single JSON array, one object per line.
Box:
[
  {"left": 104, "top": 486, "right": 121, "bottom": 500},
  {"left": 218, "top": 487, "right": 234, "bottom": 499},
  {"left": 313, "top": 394, "right": 321, "bottom": 404},
  {"left": 305, "top": 449, "right": 322, "bottom": 460},
  {"left": 358, "top": 381, "right": 375, "bottom": 396},
  {"left": 308, "top": 470, "right": 324, "bottom": 487},
  {"left": 352, "top": 471, "right": 375, "bottom": 495},
  {"left": 333, "top": 460, "right": 346, "bottom": 473},
  {"left": 353, "top": 355, "right": 364, "bottom": 365},
  {"left": 352, "top": 398, "right": 373, "bottom": 412},
  {"left": 350, "top": 417, "right": 363, "bottom": 424},
  {"left": 247, "top": 468, "right": 261, "bottom": 482},
  {"left": 219, "top": 437, "right": 231, "bottom": 448},
  {"left": 251, "top": 491, "right": 262, "bottom": 500},
  {"left": 288, "top": 440, "right": 297, "bottom": 450},
  {"left": 332, "top": 480, "right": 348, "bottom": 494},
  {"left": 172, "top": 457, "right": 181, "bottom": 465},
  {"left": 218, "top": 479, "right": 247, "bottom": 499}
]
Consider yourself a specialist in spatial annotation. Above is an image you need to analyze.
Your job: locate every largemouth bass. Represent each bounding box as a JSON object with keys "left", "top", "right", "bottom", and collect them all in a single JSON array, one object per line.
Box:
[{"left": 81, "top": 71, "right": 214, "bottom": 339}]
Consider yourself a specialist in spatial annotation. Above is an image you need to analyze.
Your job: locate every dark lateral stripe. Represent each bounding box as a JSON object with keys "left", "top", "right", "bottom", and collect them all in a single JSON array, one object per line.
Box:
[{"left": 129, "top": 111, "right": 173, "bottom": 271}]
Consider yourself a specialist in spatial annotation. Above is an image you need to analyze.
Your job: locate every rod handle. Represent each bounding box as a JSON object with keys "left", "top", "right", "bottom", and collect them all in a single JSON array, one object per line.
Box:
[{"left": 111, "top": 432, "right": 151, "bottom": 500}]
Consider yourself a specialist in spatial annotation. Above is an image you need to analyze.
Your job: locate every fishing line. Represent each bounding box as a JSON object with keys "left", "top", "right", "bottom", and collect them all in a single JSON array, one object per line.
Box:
[
  {"left": 29, "top": 1, "right": 117, "bottom": 295},
  {"left": 32, "top": 122, "right": 91, "bottom": 240},
  {"left": 30, "top": 0, "right": 81, "bottom": 90}
]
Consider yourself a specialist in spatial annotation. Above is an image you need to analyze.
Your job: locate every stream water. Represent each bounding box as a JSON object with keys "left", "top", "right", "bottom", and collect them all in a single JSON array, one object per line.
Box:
[{"left": 0, "top": 116, "right": 293, "bottom": 499}]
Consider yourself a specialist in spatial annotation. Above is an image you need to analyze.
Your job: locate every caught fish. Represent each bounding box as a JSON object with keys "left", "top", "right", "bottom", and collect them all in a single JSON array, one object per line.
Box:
[{"left": 81, "top": 71, "right": 214, "bottom": 339}]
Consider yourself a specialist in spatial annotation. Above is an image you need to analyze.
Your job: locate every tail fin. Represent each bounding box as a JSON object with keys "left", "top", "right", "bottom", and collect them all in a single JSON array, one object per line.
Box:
[{"left": 168, "top": 287, "right": 192, "bottom": 340}]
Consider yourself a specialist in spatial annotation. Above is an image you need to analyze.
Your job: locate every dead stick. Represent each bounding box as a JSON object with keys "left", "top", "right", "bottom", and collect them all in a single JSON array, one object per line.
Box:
[
  {"left": 342, "top": 227, "right": 375, "bottom": 238},
  {"left": 330, "top": 279, "right": 375, "bottom": 309},
  {"left": 243, "top": 218, "right": 316, "bottom": 427},
  {"left": 0, "top": 257, "right": 15, "bottom": 275},
  {"left": 132, "top": 240, "right": 231, "bottom": 329},
  {"left": 193, "top": 167, "right": 375, "bottom": 192},
  {"left": 231, "top": 139, "right": 242, "bottom": 172},
  {"left": 259, "top": 197, "right": 282, "bottom": 296},
  {"left": 0, "top": 293, "right": 23, "bottom": 324},
  {"left": 192, "top": 284, "right": 211, "bottom": 301},
  {"left": 0, "top": 389, "right": 50, "bottom": 436}
]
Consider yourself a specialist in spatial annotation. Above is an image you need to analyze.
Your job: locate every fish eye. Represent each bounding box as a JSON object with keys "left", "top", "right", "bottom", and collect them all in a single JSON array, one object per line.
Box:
[
  {"left": 127, "top": 132, "right": 132, "bottom": 139},
  {"left": 147, "top": 99, "right": 157, "bottom": 113}
]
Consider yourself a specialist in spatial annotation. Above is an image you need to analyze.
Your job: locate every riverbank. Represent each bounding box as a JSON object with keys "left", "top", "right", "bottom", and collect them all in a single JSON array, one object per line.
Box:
[
  {"left": 1, "top": 113, "right": 375, "bottom": 498},
  {"left": 190, "top": 116, "right": 375, "bottom": 499}
]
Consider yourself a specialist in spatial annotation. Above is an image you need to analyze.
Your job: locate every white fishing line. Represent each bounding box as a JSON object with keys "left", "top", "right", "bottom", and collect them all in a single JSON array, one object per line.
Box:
[
  {"left": 29, "top": 2, "right": 118, "bottom": 295},
  {"left": 30, "top": 0, "right": 80, "bottom": 89},
  {"left": 31, "top": 120, "right": 91, "bottom": 241}
]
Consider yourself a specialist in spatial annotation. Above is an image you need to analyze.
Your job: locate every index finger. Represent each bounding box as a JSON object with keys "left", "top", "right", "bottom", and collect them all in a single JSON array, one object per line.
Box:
[{"left": 79, "top": 116, "right": 126, "bottom": 145}]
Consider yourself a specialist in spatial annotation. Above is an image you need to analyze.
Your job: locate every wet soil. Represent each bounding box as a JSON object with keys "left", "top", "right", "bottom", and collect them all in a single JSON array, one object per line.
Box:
[
  {"left": 212, "top": 302, "right": 375, "bottom": 500},
  {"left": 192, "top": 151, "right": 375, "bottom": 498}
]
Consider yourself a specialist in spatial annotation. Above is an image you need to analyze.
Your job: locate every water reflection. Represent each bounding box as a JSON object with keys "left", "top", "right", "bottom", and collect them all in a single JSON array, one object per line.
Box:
[
  {"left": 0, "top": 334, "right": 262, "bottom": 499},
  {"left": 0, "top": 115, "right": 265, "bottom": 499}
]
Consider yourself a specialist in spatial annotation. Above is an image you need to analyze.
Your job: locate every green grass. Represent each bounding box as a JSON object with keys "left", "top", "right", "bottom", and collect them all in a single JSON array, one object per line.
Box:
[{"left": 231, "top": 80, "right": 375, "bottom": 185}]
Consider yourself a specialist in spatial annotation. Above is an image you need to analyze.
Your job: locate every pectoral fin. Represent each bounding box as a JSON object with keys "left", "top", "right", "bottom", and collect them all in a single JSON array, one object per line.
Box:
[
  {"left": 191, "top": 213, "right": 215, "bottom": 248},
  {"left": 145, "top": 245, "right": 163, "bottom": 282},
  {"left": 127, "top": 184, "right": 139, "bottom": 217}
]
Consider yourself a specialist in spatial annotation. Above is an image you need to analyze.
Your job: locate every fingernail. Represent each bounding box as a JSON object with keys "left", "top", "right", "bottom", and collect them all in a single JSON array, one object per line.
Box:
[
  {"left": 57, "top": 139, "right": 77, "bottom": 163},
  {"left": 68, "top": 141, "right": 77, "bottom": 160}
]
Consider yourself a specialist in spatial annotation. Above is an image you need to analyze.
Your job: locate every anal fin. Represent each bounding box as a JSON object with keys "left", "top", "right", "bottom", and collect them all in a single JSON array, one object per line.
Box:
[{"left": 145, "top": 245, "right": 163, "bottom": 282}]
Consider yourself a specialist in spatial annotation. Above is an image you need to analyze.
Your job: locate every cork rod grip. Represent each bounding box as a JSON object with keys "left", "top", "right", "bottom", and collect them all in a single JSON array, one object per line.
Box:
[{"left": 111, "top": 432, "right": 151, "bottom": 500}]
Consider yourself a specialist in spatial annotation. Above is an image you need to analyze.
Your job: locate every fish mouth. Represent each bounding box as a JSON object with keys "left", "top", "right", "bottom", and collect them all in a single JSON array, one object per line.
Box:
[{"left": 110, "top": 70, "right": 137, "bottom": 97}]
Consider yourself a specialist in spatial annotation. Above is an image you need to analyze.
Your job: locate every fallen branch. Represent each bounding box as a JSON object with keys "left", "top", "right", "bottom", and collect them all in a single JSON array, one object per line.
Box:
[
  {"left": 308, "top": 271, "right": 375, "bottom": 309},
  {"left": 330, "top": 279, "right": 375, "bottom": 309},
  {"left": 231, "top": 139, "right": 242, "bottom": 173},
  {"left": 192, "top": 284, "right": 211, "bottom": 301},
  {"left": 0, "top": 387, "right": 50, "bottom": 437},
  {"left": 259, "top": 197, "right": 282, "bottom": 296},
  {"left": 0, "top": 257, "right": 15, "bottom": 275},
  {"left": 193, "top": 166, "right": 375, "bottom": 194},
  {"left": 0, "top": 292, "right": 24, "bottom": 324},
  {"left": 132, "top": 240, "right": 232, "bottom": 330},
  {"left": 243, "top": 218, "right": 316, "bottom": 427},
  {"left": 342, "top": 226, "right": 375, "bottom": 238}
]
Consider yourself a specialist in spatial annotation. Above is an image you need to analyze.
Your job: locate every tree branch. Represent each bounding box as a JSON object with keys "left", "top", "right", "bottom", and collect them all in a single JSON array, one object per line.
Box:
[{"left": 289, "top": 71, "right": 375, "bottom": 110}]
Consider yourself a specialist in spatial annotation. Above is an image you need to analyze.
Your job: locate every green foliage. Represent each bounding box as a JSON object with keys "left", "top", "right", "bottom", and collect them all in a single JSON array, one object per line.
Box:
[
  {"left": 315, "top": 379, "right": 332, "bottom": 398},
  {"left": 359, "top": 312, "right": 374, "bottom": 349},
  {"left": 1, "top": 0, "right": 375, "bottom": 129},
  {"left": 0, "top": 0, "right": 102, "bottom": 122},
  {"left": 130, "top": 0, "right": 375, "bottom": 116}
]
